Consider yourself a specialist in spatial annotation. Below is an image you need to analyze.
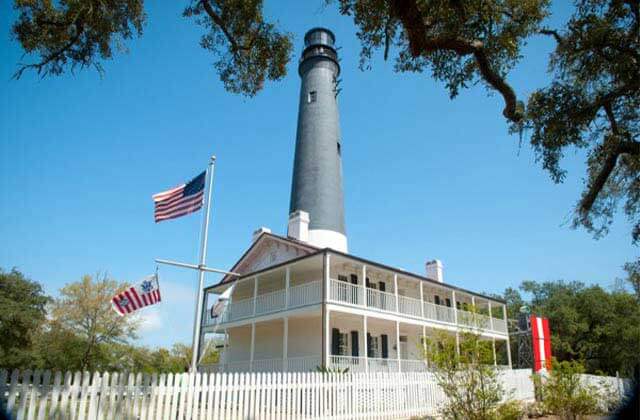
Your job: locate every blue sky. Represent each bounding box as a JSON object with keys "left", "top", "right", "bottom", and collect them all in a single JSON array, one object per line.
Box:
[{"left": 1, "top": 2, "right": 635, "bottom": 348}]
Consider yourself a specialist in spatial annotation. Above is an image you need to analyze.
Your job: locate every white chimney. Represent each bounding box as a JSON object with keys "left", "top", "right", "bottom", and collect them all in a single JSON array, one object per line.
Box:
[
  {"left": 252, "top": 227, "right": 271, "bottom": 243},
  {"left": 287, "top": 210, "right": 310, "bottom": 242},
  {"left": 426, "top": 259, "right": 444, "bottom": 283}
]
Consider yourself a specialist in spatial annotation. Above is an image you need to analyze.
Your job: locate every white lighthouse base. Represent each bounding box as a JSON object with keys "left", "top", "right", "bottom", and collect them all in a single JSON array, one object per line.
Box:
[{"left": 308, "top": 229, "right": 348, "bottom": 253}]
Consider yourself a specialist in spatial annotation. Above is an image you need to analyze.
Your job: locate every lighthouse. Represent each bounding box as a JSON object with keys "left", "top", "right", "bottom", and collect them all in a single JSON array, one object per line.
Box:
[{"left": 288, "top": 28, "right": 347, "bottom": 252}]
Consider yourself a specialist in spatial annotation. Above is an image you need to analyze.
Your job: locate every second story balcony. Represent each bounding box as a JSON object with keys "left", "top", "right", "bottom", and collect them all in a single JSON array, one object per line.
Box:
[{"left": 204, "top": 251, "right": 508, "bottom": 337}]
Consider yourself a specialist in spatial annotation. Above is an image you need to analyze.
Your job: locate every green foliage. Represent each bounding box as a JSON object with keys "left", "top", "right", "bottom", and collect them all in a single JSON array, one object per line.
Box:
[
  {"left": 12, "top": 0, "right": 145, "bottom": 79},
  {"left": 495, "top": 400, "right": 524, "bottom": 420},
  {"left": 508, "top": 280, "right": 640, "bottom": 376},
  {"left": 0, "top": 268, "right": 49, "bottom": 369},
  {"left": 49, "top": 273, "right": 140, "bottom": 371},
  {"left": 425, "top": 330, "right": 507, "bottom": 420},
  {"left": 538, "top": 359, "right": 600, "bottom": 420},
  {"left": 524, "top": 0, "right": 640, "bottom": 244},
  {"left": 183, "top": 0, "right": 293, "bottom": 97}
]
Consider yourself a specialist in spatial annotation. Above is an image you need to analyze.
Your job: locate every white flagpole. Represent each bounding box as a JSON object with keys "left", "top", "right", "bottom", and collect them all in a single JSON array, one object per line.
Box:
[{"left": 190, "top": 155, "right": 216, "bottom": 372}]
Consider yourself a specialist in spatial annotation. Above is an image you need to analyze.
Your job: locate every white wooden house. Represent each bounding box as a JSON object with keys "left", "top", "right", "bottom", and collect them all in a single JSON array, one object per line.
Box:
[{"left": 200, "top": 231, "right": 511, "bottom": 373}]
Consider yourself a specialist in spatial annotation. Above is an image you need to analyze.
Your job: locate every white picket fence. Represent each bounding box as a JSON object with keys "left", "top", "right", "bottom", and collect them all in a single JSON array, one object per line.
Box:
[{"left": 0, "top": 369, "right": 534, "bottom": 419}]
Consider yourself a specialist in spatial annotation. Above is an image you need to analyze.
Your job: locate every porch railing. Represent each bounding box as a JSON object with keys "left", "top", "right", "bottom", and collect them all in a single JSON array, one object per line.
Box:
[
  {"left": 366, "top": 288, "right": 397, "bottom": 312},
  {"left": 204, "top": 356, "right": 321, "bottom": 373},
  {"left": 329, "top": 356, "right": 428, "bottom": 373},
  {"left": 206, "top": 281, "right": 322, "bottom": 326},
  {"left": 288, "top": 280, "right": 321, "bottom": 308},
  {"left": 329, "top": 279, "right": 362, "bottom": 305},
  {"left": 397, "top": 294, "right": 422, "bottom": 317},
  {"left": 326, "top": 280, "right": 507, "bottom": 336}
]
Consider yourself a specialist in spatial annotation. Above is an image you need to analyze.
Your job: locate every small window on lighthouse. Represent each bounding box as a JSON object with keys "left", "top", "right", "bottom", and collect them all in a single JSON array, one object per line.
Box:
[{"left": 308, "top": 91, "right": 317, "bottom": 103}]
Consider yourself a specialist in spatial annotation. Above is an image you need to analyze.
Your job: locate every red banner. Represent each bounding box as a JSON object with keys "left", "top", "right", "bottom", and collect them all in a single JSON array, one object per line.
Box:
[{"left": 531, "top": 315, "right": 552, "bottom": 371}]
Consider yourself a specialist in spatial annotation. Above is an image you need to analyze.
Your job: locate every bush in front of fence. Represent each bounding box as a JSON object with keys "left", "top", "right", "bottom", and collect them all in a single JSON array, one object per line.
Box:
[
  {"left": 423, "top": 330, "right": 524, "bottom": 420},
  {"left": 535, "top": 358, "right": 623, "bottom": 420}
]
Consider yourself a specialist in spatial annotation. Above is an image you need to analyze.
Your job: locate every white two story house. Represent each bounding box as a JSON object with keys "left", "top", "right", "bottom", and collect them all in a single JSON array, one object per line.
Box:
[{"left": 200, "top": 230, "right": 511, "bottom": 373}]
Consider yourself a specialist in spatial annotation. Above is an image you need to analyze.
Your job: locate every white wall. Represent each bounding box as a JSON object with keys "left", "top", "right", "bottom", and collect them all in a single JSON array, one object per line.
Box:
[
  {"left": 288, "top": 316, "right": 321, "bottom": 358},
  {"left": 254, "top": 321, "right": 284, "bottom": 360}
]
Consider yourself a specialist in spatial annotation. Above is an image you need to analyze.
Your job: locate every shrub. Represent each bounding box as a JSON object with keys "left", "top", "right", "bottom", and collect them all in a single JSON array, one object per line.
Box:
[
  {"left": 539, "top": 359, "right": 599, "bottom": 420},
  {"left": 495, "top": 400, "right": 524, "bottom": 420}
]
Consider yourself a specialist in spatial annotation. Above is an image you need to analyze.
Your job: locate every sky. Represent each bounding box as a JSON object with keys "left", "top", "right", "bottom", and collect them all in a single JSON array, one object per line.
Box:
[{"left": 1, "top": 2, "right": 636, "bottom": 348}]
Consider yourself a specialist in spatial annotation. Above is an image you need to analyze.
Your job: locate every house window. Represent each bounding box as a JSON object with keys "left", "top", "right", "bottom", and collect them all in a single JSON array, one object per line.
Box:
[
  {"left": 308, "top": 91, "right": 317, "bottom": 103},
  {"left": 445, "top": 298, "right": 452, "bottom": 307},
  {"left": 338, "top": 332, "right": 349, "bottom": 356},
  {"left": 338, "top": 275, "right": 348, "bottom": 282},
  {"left": 434, "top": 295, "right": 441, "bottom": 305},
  {"left": 369, "top": 336, "right": 380, "bottom": 358}
]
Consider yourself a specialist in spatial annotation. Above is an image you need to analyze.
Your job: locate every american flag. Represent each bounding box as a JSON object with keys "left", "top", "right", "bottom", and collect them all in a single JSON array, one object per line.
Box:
[
  {"left": 153, "top": 171, "right": 206, "bottom": 222},
  {"left": 112, "top": 275, "right": 161, "bottom": 316}
]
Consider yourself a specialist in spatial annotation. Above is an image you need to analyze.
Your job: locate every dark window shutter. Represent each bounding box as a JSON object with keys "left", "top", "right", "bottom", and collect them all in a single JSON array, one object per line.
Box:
[
  {"left": 350, "top": 274, "right": 358, "bottom": 285},
  {"left": 456, "top": 301, "right": 461, "bottom": 309},
  {"left": 367, "top": 333, "right": 372, "bottom": 357},
  {"left": 366, "top": 277, "right": 371, "bottom": 288},
  {"left": 378, "top": 282, "right": 386, "bottom": 292},
  {"left": 445, "top": 298, "right": 451, "bottom": 307},
  {"left": 351, "top": 331, "right": 359, "bottom": 357},
  {"left": 434, "top": 295, "right": 441, "bottom": 305},
  {"left": 381, "top": 334, "right": 389, "bottom": 359},
  {"left": 331, "top": 328, "right": 340, "bottom": 356},
  {"left": 338, "top": 275, "right": 347, "bottom": 282}
]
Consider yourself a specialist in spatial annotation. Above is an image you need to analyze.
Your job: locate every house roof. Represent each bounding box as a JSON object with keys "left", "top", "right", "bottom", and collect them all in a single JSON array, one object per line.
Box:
[{"left": 205, "top": 232, "right": 505, "bottom": 304}]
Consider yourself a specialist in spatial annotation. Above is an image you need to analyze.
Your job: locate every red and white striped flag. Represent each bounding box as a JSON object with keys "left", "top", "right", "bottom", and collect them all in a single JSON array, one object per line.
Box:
[
  {"left": 112, "top": 275, "right": 161, "bottom": 316},
  {"left": 531, "top": 315, "right": 552, "bottom": 371}
]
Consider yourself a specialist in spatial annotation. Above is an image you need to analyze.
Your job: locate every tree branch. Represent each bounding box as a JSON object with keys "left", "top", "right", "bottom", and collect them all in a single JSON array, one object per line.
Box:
[
  {"left": 199, "top": 0, "right": 248, "bottom": 54},
  {"left": 388, "top": 0, "right": 522, "bottom": 122},
  {"left": 13, "top": 21, "right": 85, "bottom": 80},
  {"left": 579, "top": 140, "right": 640, "bottom": 216},
  {"left": 539, "top": 28, "right": 564, "bottom": 45}
]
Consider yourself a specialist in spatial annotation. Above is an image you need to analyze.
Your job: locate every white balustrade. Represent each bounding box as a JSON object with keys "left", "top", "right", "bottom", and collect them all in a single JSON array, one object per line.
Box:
[
  {"left": 329, "top": 355, "right": 368, "bottom": 372},
  {"left": 400, "top": 359, "right": 430, "bottom": 372},
  {"left": 456, "top": 309, "right": 477, "bottom": 327},
  {"left": 397, "top": 294, "right": 422, "bottom": 317},
  {"left": 286, "top": 356, "right": 321, "bottom": 372},
  {"left": 329, "top": 279, "right": 362, "bottom": 305},
  {"left": 255, "top": 289, "right": 286, "bottom": 315},
  {"left": 252, "top": 358, "right": 284, "bottom": 372},
  {"left": 366, "top": 288, "right": 397, "bottom": 312},
  {"left": 368, "top": 357, "right": 399, "bottom": 373},
  {"left": 288, "top": 280, "right": 321, "bottom": 308},
  {"left": 492, "top": 317, "right": 507, "bottom": 333},
  {"left": 228, "top": 298, "right": 254, "bottom": 322}
]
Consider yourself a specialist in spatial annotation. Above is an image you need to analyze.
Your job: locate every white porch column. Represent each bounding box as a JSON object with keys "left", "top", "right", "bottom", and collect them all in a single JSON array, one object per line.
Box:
[
  {"left": 252, "top": 276, "right": 258, "bottom": 316},
  {"left": 488, "top": 300, "right": 494, "bottom": 331},
  {"left": 422, "top": 325, "right": 428, "bottom": 367},
  {"left": 363, "top": 315, "right": 368, "bottom": 372},
  {"left": 221, "top": 328, "right": 228, "bottom": 367},
  {"left": 419, "top": 282, "right": 424, "bottom": 318},
  {"left": 250, "top": 322, "right": 256, "bottom": 371},
  {"left": 324, "top": 310, "right": 331, "bottom": 368},
  {"left": 503, "top": 304, "right": 512, "bottom": 368},
  {"left": 361, "top": 265, "right": 367, "bottom": 306},
  {"left": 395, "top": 321, "right": 401, "bottom": 372},
  {"left": 393, "top": 274, "right": 399, "bottom": 313},
  {"left": 452, "top": 290, "right": 459, "bottom": 326},
  {"left": 492, "top": 337, "right": 497, "bottom": 366},
  {"left": 285, "top": 266, "right": 290, "bottom": 309},
  {"left": 455, "top": 332, "right": 460, "bottom": 356},
  {"left": 471, "top": 296, "right": 477, "bottom": 328},
  {"left": 322, "top": 252, "right": 331, "bottom": 368},
  {"left": 283, "top": 317, "right": 288, "bottom": 371}
]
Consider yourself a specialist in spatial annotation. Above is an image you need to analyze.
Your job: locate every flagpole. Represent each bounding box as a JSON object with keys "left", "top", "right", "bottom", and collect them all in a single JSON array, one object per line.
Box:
[{"left": 190, "top": 155, "right": 216, "bottom": 373}]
